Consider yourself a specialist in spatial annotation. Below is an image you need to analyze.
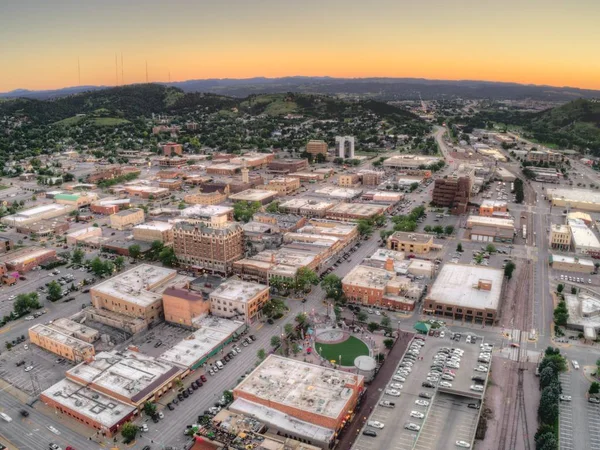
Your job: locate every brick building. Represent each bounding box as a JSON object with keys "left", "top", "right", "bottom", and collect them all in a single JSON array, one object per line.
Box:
[
  {"left": 109, "top": 208, "right": 145, "bottom": 230},
  {"left": 306, "top": 140, "right": 328, "bottom": 156},
  {"left": 264, "top": 177, "right": 301, "bottom": 196},
  {"left": 209, "top": 279, "right": 270, "bottom": 324},
  {"left": 184, "top": 190, "right": 229, "bottom": 205},
  {"left": 387, "top": 231, "right": 434, "bottom": 254},
  {"left": 29, "top": 324, "right": 96, "bottom": 363},
  {"left": 162, "top": 142, "right": 183, "bottom": 156},
  {"left": 267, "top": 158, "right": 309, "bottom": 174},
  {"left": 0, "top": 247, "right": 56, "bottom": 272},
  {"left": 132, "top": 221, "right": 174, "bottom": 243},
  {"left": 431, "top": 176, "right": 471, "bottom": 214},
  {"left": 163, "top": 286, "right": 210, "bottom": 327}
]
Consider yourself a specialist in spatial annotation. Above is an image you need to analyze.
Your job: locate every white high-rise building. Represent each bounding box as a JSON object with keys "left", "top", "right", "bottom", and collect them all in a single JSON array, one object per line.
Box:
[{"left": 336, "top": 136, "right": 355, "bottom": 159}]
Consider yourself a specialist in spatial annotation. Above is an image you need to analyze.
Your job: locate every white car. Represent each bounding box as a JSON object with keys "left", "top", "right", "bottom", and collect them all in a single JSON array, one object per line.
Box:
[
  {"left": 560, "top": 395, "right": 572, "bottom": 402},
  {"left": 368, "top": 420, "right": 384, "bottom": 429},
  {"left": 474, "top": 366, "right": 489, "bottom": 372},
  {"left": 24, "top": 366, "right": 33, "bottom": 372},
  {"left": 456, "top": 441, "right": 471, "bottom": 448},
  {"left": 572, "top": 360, "right": 580, "bottom": 370},
  {"left": 439, "top": 381, "right": 453, "bottom": 388},
  {"left": 386, "top": 389, "right": 401, "bottom": 397},
  {"left": 470, "top": 385, "right": 484, "bottom": 392},
  {"left": 440, "top": 331, "right": 445, "bottom": 338},
  {"left": 404, "top": 423, "right": 421, "bottom": 431},
  {"left": 399, "top": 367, "right": 412, "bottom": 373},
  {"left": 415, "top": 399, "right": 430, "bottom": 407},
  {"left": 140, "top": 423, "right": 148, "bottom": 432},
  {"left": 389, "top": 383, "right": 403, "bottom": 390},
  {"left": 410, "top": 411, "right": 425, "bottom": 419},
  {"left": 441, "top": 374, "right": 454, "bottom": 381},
  {"left": 447, "top": 363, "right": 460, "bottom": 369},
  {"left": 393, "top": 375, "right": 406, "bottom": 382},
  {"left": 24, "top": 316, "right": 34, "bottom": 321}
]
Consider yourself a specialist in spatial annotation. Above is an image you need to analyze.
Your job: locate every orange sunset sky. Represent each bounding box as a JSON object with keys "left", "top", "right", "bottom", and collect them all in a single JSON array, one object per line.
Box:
[{"left": 1, "top": 0, "right": 599, "bottom": 92}]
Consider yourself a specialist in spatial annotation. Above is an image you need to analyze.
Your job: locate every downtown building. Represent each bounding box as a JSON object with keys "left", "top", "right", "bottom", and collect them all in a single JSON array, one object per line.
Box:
[{"left": 431, "top": 176, "right": 471, "bottom": 214}]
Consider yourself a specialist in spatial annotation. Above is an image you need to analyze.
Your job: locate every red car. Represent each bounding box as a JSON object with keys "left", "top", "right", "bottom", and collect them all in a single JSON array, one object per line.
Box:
[
  {"left": 307, "top": 348, "right": 312, "bottom": 355},
  {"left": 200, "top": 375, "right": 207, "bottom": 382}
]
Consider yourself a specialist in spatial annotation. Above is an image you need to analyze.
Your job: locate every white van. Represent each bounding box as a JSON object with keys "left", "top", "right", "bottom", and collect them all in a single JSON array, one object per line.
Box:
[
  {"left": 0, "top": 412, "right": 12, "bottom": 422},
  {"left": 216, "top": 360, "right": 224, "bottom": 370}
]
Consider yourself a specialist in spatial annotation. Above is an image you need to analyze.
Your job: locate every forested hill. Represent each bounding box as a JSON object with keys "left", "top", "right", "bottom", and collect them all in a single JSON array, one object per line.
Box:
[{"left": 0, "top": 84, "right": 423, "bottom": 125}]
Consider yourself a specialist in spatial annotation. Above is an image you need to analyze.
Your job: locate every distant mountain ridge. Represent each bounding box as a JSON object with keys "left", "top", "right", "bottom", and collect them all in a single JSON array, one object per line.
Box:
[{"left": 2, "top": 76, "right": 599, "bottom": 101}]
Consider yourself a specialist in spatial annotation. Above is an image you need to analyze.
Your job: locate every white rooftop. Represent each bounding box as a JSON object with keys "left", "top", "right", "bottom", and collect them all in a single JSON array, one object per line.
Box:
[
  {"left": 41, "top": 378, "right": 135, "bottom": 427},
  {"left": 3, "top": 203, "right": 71, "bottom": 222},
  {"left": 180, "top": 204, "right": 232, "bottom": 219},
  {"left": 481, "top": 200, "right": 508, "bottom": 208},
  {"left": 467, "top": 215, "right": 514, "bottom": 228},
  {"left": 158, "top": 316, "right": 244, "bottom": 369},
  {"left": 428, "top": 264, "right": 504, "bottom": 310},
  {"left": 30, "top": 324, "right": 94, "bottom": 352},
  {"left": 548, "top": 188, "right": 600, "bottom": 205},
  {"left": 569, "top": 220, "right": 600, "bottom": 250},
  {"left": 210, "top": 279, "right": 269, "bottom": 303},
  {"left": 235, "top": 355, "right": 363, "bottom": 420},
  {"left": 91, "top": 264, "right": 177, "bottom": 308},
  {"left": 133, "top": 221, "right": 173, "bottom": 232},
  {"left": 67, "top": 350, "right": 181, "bottom": 404},
  {"left": 343, "top": 265, "right": 396, "bottom": 290},
  {"left": 314, "top": 186, "right": 363, "bottom": 199},
  {"left": 551, "top": 254, "right": 594, "bottom": 267},
  {"left": 230, "top": 397, "right": 334, "bottom": 443}
]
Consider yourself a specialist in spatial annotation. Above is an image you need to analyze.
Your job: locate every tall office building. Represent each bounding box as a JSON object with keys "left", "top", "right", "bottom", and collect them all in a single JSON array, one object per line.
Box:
[
  {"left": 335, "top": 136, "right": 355, "bottom": 159},
  {"left": 431, "top": 176, "right": 471, "bottom": 214},
  {"left": 306, "top": 140, "right": 328, "bottom": 156}
]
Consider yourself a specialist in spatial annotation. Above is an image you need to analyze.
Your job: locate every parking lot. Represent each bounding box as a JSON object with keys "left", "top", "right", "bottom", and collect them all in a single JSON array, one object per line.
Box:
[
  {"left": 559, "top": 372, "right": 575, "bottom": 450},
  {"left": 353, "top": 333, "right": 488, "bottom": 450},
  {"left": 586, "top": 400, "right": 600, "bottom": 450},
  {"left": 0, "top": 343, "right": 74, "bottom": 396}
]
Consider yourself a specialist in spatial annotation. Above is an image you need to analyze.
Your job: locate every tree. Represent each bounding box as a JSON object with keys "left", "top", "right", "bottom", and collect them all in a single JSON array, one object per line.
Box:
[
  {"left": 456, "top": 243, "right": 463, "bottom": 252},
  {"left": 433, "top": 225, "right": 444, "bottom": 235},
  {"left": 444, "top": 225, "right": 454, "bottom": 235},
  {"left": 295, "top": 267, "right": 319, "bottom": 292},
  {"left": 148, "top": 240, "right": 164, "bottom": 260},
  {"left": 291, "top": 342, "right": 301, "bottom": 355},
  {"left": 90, "top": 257, "right": 106, "bottom": 277},
  {"left": 47, "top": 281, "right": 62, "bottom": 302},
  {"left": 128, "top": 244, "right": 141, "bottom": 260},
  {"left": 556, "top": 283, "right": 564, "bottom": 293},
  {"left": 485, "top": 244, "right": 496, "bottom": 253},
  {"left": 121, "top": 422, "right": 138, "bottom": 443},
  {"left": 535, "top": 431, "right": 558, "bottom": 450},
  {"left": 143, "top": 401, "right": 157, "bottom": 417},
  {"left": 71, "top": 248, "right": 85, "bottom": 265},
  {"left": 504, "top": 261, "right": 516, "bottom": 280},
  {"left": 284, "top": 323, "right": 294, "bottom": 336},
  {"left": 590, "top": 382, "right": 600, "bottom": 395},
  {"left": 13, "top": 293, "right": 41, "bottom": 316},
  {"left": 357, "top": 219, "right": 373, "bottom": 236},
  {"left": 158, "top": 247, "right": 177, "bottom": 267},
  {"left": 257, "top": 348, "right": 266, "bottom": 361},
  {"left": 266, "top": 201, "right": 280, "bottom": 213},
  {"left": 553, "top": 301, "right": 569, "bottom": 326},
  {"left": 367, "top": 322, "right": 379, "bottom": 333},
  {"left": 538, "top": 386, "right": 559, "bottom": 425},
  {"left": 114, "top": 255, "right": 125, "bottom": 271},
  {"left": 380, "top": 316, "right": 391, "bottom": 329},
  {"left": 270, "top": 336, "right": 281, "bottom": 347},
  {"left": 233, "top": 201, "right": 261, "bottom": 223},
  {"left": 383, "top": 338, "right": 394, "bottom": 349},
  {"left": 321, "top": 274, "right": 342, "bottom": 299},
  {"left": 423, "top": 225, "right": 432, "bottom": 233},
  {"left": 357, "top": 311, "right": 368, "bottom": 322},
  {"left": 295, "top": 312, "right": 308, "bottom": 326},
  {"left": 475, "top": 254, "right": 484, "bottom": 265}
]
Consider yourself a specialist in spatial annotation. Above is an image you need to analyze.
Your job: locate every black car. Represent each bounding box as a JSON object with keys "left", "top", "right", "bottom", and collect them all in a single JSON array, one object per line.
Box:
[
  {"left": 227, "top": 351, "right": 234, "bottom": 358},
  {"left": 363, "top": 430, "right": 377, "bottom": 437},
  {"left": 422, "top": 382, "right": 435, "bottom": 388},
  {"left": 471, "top": 376, "right": 486, "bottom": 382},
  {"left": 419, "top": 392, "right": 432, "bottom": 399},
  {"left": 191, "top": 382, "right": 198, "bottom": 390},
  {"left": 187, "top": 387, "right": 194, "bottom": 395},
  {"left": 196, "top": 380, "right": 203, "bottom": 388},
  {"left": 142, "top": 446, "right": 151, "bottom": 450},
  {"left": 467, "top": 403, "right": 480, "bottom": 409},
  {"left": 178, "top": 393, "right": 185, "bottom": 401},
  {"left": 172, "top": 398, "right": 179, "bottom": 405},
  {"left": 152, "top": 415, "right": 159, "bottom": 423},
  {"left": 20, "top": 410, "right": 29, "bottom": 417},
  {"left": 249, "top": 335, "right": 256, "bottom": 341},
  {"left": 154, "top": 341, "right": 163, "bottom": 348},
  {"left": 167, "top": 403, "right": 174, "bottom": 411},
  {"left": 223, "top": 355, "right": 230, "bottom": 362}
]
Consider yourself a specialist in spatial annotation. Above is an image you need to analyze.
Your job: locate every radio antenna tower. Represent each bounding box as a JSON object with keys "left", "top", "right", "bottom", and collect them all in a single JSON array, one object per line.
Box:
[
  {"left": 77, "top": 57, "right": 81, "bottom": 86},
  {"left": 115, "top": 54, "right": 119, "bottom": 86},
  {"left": 121, "top": 52, "right": 124, "bottom": 85}
]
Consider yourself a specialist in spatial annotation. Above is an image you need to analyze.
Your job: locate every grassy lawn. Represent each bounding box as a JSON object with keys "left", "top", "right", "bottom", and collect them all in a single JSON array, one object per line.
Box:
[
  {"left": 0, "top": 185, "right": 8, "bottom": 190},
  {"left": 316, "top": 336, "right": 369, "bottom": 365},
  {"left": 90, "top": 117, "right": 130, "bottom": 127}
]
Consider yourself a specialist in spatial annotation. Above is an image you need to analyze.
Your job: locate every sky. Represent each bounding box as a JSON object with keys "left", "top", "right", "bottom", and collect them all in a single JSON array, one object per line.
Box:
[{"left": 1, "top": 0, "right": 600, "bottom": 92}]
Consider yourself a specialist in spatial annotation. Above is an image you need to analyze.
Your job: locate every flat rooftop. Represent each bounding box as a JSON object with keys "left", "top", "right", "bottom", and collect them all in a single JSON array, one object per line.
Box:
[
  {"left": 390, "top": 231, "right": 432, "bottom": 243},
  {"left": 133, "top": 221, "right": 173, "bottom": 232},
  {"left": 2, "top": 203, "right": 72, "bottom": 222},
  {"left": 428, "top": 264, "right": 504, "bottom": 310},
  {"left": 0, "top": 246, "right": 55, "bottom": 264},
  {"left": 30, "top": 324, "right": 94, "bottom": 352},
  {"left": 466, "top": 215, "right": 514, "bottom": 228},
  {"left": 279, "top": 198, "right": 335, "bottom": 211},
  {"left": 481, "top": 200, "right": 508, "bottom": 208},
  {"left": 113, "top": 208, "right": 143, "bottom": 217},
  {"left": 41, "top": 378, "right": 135, "bottom": 428},
  {"left": 547, "top": 188, "right": 600, "bottom": 205},
  {"left": 314, "top": 186, "right": 363, "bottom": 199},
  {"left": 235, "top": 354, "right": 363, "bottom": 420},
  {"left": 343, "top": 265, "right": 396, "bottom": 290},
  {"left": 91, "top": 264, "right": 177, "bottom": 308},
  {"left": 67, "top": 350, "right": 181, "bottom": 404},
  {"left": 327, "top": 203, "right": 385, "bottom": 217},
  {"left": 550, "top": 254, "right": 594, "bottom": 267},
  {"left": 229, "top": 189, "right": 276, "bottom": 202},
  {"left": 383, "top": 154, "right": 442, "bottom": 167},
  {"left": 297, "top": 220, "right": 357, "bottom": 238},
  {"left": 210, "top": 279, "right": 269, "bottom": 303},
  {"left": 180, "top": 204, "right": 232, "bottom": 219},
  {"left": 569, "top": 221, "right": 600, "bottom": 249},
  {"left": 158, "top": 316, "right": 244, "bottom": 369},
  {"left": 230, "top": 397, "right": 334, "bottom": 443}
]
